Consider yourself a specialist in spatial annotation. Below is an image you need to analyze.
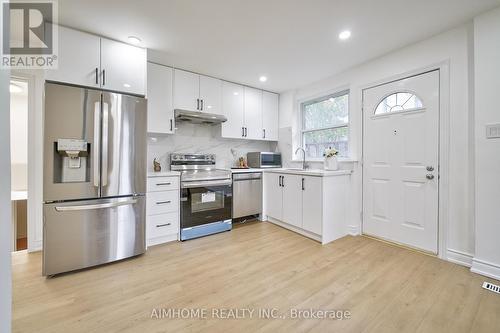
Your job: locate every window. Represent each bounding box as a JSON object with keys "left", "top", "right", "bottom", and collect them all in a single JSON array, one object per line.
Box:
[
  {"left": 375, "top": 92, "right": 423, "bottom": 115},
  {"left": 301, "top": 90, "right": 349, "bottom": 158}
]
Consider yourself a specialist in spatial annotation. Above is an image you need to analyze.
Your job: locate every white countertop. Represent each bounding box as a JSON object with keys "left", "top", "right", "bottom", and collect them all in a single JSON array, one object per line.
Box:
[
  {"left": 264, "top": 168, "right": 353, "bottom": 177},
  {"left": 11, "top": 191, "right": 28, "bottom": 201},
  {"left": 230, "top": 168, "right": 267, "bottom": 173},
  {"left": 147, "top": 171, "right": 181, "bottom": 177}
]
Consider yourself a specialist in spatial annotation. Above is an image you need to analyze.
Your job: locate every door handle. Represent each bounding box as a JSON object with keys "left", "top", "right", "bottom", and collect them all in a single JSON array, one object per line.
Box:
[
  {"left": 170, "top": 119, "right": 173, "bottom": 132},
  {"left": 244, "top": 127, "right": 247, "bottom": 137},
  {"left": 200, "top": 99, "right": 204, "bottom": 111},
  {"left": 263, "top": 129, "right": 266, "bottom": 139},
  {"left": 156, "top": 182, "right": 172, "bottom": 186},
  {"left": 426, "top": 166, "right": 434, "bottom": 171},
  {"left": 242, "top": 127, "right": 245, "bottom": 137},
  {"left": 93, "top": 102, "right": 101, "bottom": 188},
  {"left": 55, "top": 199, "right": 137, "bottom": 212},
  {"left": 278, "top": 175, "right": 282, "bottom": 187},
  {"left": 426, "top": 174, "right": 435, "bottom": 180},
  {"left": 95, "top": 68, "right": 99, "bottom": 85},
  {"left": 156, "top": 223, "right": 171, "bottom": 228},
  {"left": 102, "top": 69, "right": 106, "bottom": 86},
  {"left": 101, "top": 102, "right": 109, "bottom": 187},
  {"left": 282, "top": 176, "right": 285, "bottom": 187},
  {"left": 197, "top": 98, "right": 200, "bottom": 110},
  {"left": 302, "top": 178, "right": 305, "bottom": 191}
]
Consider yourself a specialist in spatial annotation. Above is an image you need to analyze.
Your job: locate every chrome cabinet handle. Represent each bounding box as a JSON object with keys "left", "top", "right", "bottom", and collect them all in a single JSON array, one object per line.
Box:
[
  {"left": 156, "top": 223, "right": 171, "bottom": 228},
  {"left": 55, "top": 199, "right": 137, "bottom": 212},
  {"left": 156, "top": 200, "right": 171, "bottom": 205},
  {"left": 426, "top": 174, "right": 435, "bottom": 180}
]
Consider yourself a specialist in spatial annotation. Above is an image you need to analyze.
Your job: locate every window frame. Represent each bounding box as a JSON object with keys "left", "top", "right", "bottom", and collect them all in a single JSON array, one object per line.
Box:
[{"left": 300, "top": 89, "right": 350, "bottom": 160}]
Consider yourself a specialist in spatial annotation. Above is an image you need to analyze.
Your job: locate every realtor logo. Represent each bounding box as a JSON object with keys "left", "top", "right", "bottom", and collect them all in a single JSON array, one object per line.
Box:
[{"left": 2, "top": 0, "right": 58, "bottom": 69}]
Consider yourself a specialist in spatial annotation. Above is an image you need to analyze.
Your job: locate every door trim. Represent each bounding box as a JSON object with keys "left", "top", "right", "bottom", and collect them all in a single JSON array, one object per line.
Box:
[{"left": 360, "top": 61, "right": 450, "bottom": 260}]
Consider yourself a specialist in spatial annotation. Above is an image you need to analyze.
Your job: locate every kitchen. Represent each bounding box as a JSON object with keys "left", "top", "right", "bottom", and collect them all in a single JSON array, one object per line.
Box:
[{"left": 3, "top": 1, "right": 500, "bottom": 332}]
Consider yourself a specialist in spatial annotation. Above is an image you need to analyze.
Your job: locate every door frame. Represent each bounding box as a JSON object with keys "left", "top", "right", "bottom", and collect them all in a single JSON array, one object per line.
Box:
[
  {"left": 11, "top": 70, "right": 44, "bottom": 252},
  {"left": 360, "top": 61, "right": 450, "bottom": 259}
]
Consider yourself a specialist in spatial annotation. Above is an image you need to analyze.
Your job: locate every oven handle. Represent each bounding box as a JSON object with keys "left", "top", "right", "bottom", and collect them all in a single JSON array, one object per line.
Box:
[{"left": 181, "top": 179, "right": 232, "bottom": 188}]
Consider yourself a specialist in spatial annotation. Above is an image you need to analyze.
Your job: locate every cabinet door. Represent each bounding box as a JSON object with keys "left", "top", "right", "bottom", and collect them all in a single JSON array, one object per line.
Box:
[
  {"left": 244, "top": 87, "right": 263, "bottom": 140},
  {"left": 199, "top": 75, "right": 222, "bottom": 114},
  {"left": 173, "top": 69, "right": 200, "bottom": 112},
  {"left": 147, "top": 62, "right": 174, "bottom": 134},
  {"left": 262, "top": 91, "right": 279, "bottom": 141},
  {"left": 301, "top": 176, "right": 322, "bottom": 235},
  {"left": 221, "top": 81, "right": 245, "bottom": 139},
  {"left": 264, "top": 173, "right": 283, "bottom": 220},
  {"left": 45, "top": 26, "right": 100, "bottom": 87},
  {"left": 282, "top": 174, "right": 303, "bottom": 228},
  {"left": 100, "top": 38, "right": 146, "bottom": 95}
]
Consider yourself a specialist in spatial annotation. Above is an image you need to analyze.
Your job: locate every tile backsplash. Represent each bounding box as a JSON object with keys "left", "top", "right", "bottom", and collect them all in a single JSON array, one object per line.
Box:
[{"left": 147, "top": 122, "right": 277, "bottom": 171}]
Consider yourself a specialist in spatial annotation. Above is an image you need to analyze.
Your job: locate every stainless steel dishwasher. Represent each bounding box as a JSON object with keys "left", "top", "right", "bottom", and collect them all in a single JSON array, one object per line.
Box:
[{"left": 232, "top": 172, "right": 262, "bottom": 218}]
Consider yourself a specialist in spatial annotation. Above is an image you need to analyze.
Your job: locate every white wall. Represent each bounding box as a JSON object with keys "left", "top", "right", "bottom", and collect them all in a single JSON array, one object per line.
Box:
[
  {"left": 472, "top": 7, "right": 500, "bottom": 280},
  {"left": 0, "top": 4, "right": 13, "bottom": 332},
  {"left": 279, "top": 24, "right": 475, "bottom": 260},
  {"left": 10, "top": 81, "right": 28, "bottom": 191}
]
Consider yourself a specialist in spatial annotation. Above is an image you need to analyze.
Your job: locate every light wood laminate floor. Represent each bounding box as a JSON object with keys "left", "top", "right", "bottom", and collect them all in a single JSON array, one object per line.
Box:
[{"left": 12, "top": 221, "right": 500, "bottom": 332}]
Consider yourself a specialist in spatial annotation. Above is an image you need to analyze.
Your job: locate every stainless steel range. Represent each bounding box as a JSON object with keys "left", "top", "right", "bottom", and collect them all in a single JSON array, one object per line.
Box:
[{"left": 171, "top": 153, "right": 232, "bottom": 240}]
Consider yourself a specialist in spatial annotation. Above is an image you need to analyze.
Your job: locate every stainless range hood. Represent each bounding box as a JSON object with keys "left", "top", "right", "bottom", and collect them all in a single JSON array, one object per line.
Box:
[{"left": 174, "top": 109, "right": 227, "bottom": 124}]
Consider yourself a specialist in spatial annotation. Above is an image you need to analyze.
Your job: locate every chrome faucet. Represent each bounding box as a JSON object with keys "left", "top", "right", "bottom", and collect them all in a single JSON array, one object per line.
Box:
[{"left": 295, "top": 147, "right": 308, "bottom": 170}]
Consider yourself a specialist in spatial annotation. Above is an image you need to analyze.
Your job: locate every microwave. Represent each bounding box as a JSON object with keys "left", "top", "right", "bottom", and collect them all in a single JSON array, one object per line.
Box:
[{"left": 247, "top": 152, "right": 282, "bottom": 168}]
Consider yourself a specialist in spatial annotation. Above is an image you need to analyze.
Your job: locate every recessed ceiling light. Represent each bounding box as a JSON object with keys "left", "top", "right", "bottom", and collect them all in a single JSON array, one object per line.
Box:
[
  {"left": 9, "top": 83, "right": 23, "bottom": 93},
  {"left": 233, "top": 92, "right": 239, "bottom": 96},
  {"left": 127, "top": 36, "right": 141, "bottom": 45},
  {"left": 123, "top": 83, "right": 131, "bottom": 88},
  {"left": 259, "top": 76, "right": 267, "bottom": 82},
  {"left": 338, "top": 30, "right": 351, "bottom": 40}
]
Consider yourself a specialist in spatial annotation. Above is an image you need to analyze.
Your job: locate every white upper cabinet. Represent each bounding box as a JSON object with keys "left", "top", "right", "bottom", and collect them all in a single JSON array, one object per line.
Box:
[
  {"left": 173, "top": 69, "right": 199, "bottom": 112},
  {"left": 244, "top": 87, "right": 263, "bottom": 140},
  {"left": 173, "top": 69, "right": 222, "bottom": 114},
  {"left": 221, "top": 81, "right": 245, "bottom": 138},
  {"left": 45, "top": 26, "right": 146, "bottom": 95},
  {"left": 147, "top": 62, "right": 174, "bottom": 134},
  {"left": 100, "top": 38, "right": 146, "bottom": 95},
  {"left": 262, "top": 91, "right": 279, "bottom": 141},
  {"left": 45, "top": 26, "right": 100, "bottom": 88},
  {"left": 199, "top": 75, "right": 222, "bottom": 113}
]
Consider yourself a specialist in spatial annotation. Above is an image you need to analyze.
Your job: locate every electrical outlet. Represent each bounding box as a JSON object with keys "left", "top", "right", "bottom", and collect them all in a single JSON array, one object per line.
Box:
[{"left": 485, "top": 123, "right": 500, "bottom": 139}]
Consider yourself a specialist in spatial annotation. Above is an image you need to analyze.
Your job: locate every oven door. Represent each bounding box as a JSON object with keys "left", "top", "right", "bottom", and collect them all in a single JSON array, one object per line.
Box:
[{"left": 181, "top": 179, "right": 232, "bottom": 229}]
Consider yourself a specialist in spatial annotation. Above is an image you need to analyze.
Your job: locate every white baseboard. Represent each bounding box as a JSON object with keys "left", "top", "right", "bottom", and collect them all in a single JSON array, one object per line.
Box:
[
  {"left": 347, "top": 225, "right": 360, "bottom": 236},
  {"left": 146, "top": 233, "right": 178, "bottom": 248},
  {"left": 471, "top": 257, "right": 500, "bottom": 281},
  {"left": 446, "top": 248, "right": 473, "bottom": 267}
]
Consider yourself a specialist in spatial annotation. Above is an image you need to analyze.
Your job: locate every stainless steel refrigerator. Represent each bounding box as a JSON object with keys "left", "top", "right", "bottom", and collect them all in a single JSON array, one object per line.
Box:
[{"left": 43, "top": 82, "right": 147, "bottom": 276}]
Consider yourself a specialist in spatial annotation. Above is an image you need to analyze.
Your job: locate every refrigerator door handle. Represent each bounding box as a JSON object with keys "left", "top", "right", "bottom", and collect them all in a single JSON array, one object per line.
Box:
[
  {"left": 93, "top": 102, "right": 101, "bottom": 188},
  {"left": 54, "top": 199, "right": 138, "bottom": 212},
  {"left": 101, "top": 102, "right": 109, "bottom": 187}
]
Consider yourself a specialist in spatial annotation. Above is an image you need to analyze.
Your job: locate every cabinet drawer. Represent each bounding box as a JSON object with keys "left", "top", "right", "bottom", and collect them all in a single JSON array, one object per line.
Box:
[
  {"left": 147, "top": 191, "right": 179, "bottom": 215},
  {"left": 147, "top": 212, "right": 179, "bottom": 239},
  {"left": 147, "top": 177, "right": 179, "bottom": 192}
]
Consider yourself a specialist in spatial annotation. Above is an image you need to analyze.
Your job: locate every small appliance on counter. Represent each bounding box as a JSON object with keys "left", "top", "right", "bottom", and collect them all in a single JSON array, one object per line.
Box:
[
  {"left": 247, "top": 152, "right": 282, "bottom": 168},
  {"left": 171, "top": 153, "right": 232, "bottom": 240}
]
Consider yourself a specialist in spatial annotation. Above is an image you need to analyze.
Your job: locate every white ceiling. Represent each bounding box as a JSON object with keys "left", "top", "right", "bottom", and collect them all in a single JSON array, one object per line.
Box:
[{"left": 58, "top": 0, "right": 500, "bottom": 92}]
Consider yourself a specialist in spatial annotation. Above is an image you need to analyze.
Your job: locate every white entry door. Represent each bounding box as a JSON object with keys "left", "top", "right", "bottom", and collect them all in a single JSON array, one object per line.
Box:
[{"left": 362, "top": 70, "right": 439, "bottom": 253}]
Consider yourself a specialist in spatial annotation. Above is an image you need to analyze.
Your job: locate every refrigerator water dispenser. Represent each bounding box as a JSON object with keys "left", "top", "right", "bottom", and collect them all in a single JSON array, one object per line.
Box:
[{"left": 54, "top": 138, "right": 90, "bottom": 183}]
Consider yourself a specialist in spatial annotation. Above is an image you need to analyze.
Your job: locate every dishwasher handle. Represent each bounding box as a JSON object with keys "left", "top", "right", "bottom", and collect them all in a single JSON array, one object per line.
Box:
[{"left": 232, "top": 173, "right": 262, "bottom": 181}]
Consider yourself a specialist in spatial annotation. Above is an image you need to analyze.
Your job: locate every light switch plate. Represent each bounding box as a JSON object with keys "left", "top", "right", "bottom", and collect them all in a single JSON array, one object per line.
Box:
[{"left": 486, "top": 123, "right": 500, "bottom": 139}]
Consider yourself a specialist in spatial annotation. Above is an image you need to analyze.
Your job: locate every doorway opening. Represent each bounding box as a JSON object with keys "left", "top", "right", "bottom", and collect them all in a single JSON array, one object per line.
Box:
[{"left": 10, "top": 78, "right": 29, "bottom": 251}]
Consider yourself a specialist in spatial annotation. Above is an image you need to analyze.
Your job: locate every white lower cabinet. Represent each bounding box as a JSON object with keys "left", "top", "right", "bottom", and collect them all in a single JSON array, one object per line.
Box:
[
  {"left": 264, "top": 172, "right": 349, "bottom": 244},
  {"left": 146, "top": 175, "right": 180, "bottom": 247}
]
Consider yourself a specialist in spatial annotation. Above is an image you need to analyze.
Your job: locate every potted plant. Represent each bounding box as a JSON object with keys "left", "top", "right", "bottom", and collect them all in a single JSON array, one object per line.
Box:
[{"left": 323, "top": 147, "right": 339, "bottom": 171}]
